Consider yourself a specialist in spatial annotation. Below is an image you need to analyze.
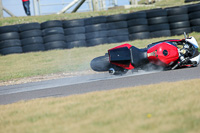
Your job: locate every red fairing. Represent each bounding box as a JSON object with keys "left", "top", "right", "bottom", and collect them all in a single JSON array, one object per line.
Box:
[
  {"left": 111, "top": 62, "right": 134, "bottom": 70},
  {"left": 108, "top": 43, "right": 134, "bottom": 70},
  {"left": 147, "top": 42, "right": 179, "bottom": 66}
]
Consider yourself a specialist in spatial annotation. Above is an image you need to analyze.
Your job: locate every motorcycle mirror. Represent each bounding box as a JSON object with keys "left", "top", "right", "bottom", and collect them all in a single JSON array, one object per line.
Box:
[{"left": 184, "top": 32, "right": 187, "bottom": 39}]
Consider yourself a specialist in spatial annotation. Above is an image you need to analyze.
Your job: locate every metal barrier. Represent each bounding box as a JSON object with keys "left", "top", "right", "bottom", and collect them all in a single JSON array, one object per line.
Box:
[{"left": 35, "top": 0, "right": 118, "bottom": 15}]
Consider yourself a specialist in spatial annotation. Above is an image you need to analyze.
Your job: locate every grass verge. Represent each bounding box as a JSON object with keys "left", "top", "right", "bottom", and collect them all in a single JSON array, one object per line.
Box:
[
  {"left": 0, "top": 32, "right": 200, "bottom": 82},
  {"left": 0, "top": 79, "right": 200, "bottom": 133}
]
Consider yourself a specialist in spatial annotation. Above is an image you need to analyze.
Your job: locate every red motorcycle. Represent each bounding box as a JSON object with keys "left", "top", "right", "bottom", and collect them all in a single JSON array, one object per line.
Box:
[{"left": 90, "top": 33, "right": 200, "bottom": 75}]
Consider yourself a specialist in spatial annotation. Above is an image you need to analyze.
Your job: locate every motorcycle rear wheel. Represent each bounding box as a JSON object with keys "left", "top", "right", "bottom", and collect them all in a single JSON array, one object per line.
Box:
[{"left": 90, "top": 54, "right": 110, "bottom": 71}]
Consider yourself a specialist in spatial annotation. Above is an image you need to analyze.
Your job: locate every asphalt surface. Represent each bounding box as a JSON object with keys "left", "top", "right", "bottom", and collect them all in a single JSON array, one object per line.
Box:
[{"left": 0, "top": 66, "right": 200, "bottom": 105}]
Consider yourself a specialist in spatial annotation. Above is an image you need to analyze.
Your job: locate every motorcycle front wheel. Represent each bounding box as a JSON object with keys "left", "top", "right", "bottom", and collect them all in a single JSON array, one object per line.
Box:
[{"left": 90, "top": 54, "right": 111, "bottom": 71}]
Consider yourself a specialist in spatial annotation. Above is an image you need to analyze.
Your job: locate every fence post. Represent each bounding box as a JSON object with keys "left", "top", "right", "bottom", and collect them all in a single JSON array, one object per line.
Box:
[
  {"left": 71, "top": 0, "right": 86, "bottom": 13},
  {"left": 0, "top": 0, "right": 3, "bottom": 18},
  {"left": 57, "top": 0, "right": 80, "bottom": 14},
  {"left": 88, "top": 0, "right": 93, "bottom": 11},
  {"left": 92, "top": 0, "right": 99, "bottom": 11},
  {"left": 33, "top": 0, "right": 40, "bottom": 16},
  {"left": 38, "top": 0, "right": 41, "bottom": 15}
]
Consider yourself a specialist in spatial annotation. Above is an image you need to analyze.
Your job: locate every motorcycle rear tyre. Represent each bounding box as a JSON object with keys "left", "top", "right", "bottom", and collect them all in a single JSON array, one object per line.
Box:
[{"left": 90, "top": 55, "right": 110, "bottom": 71}]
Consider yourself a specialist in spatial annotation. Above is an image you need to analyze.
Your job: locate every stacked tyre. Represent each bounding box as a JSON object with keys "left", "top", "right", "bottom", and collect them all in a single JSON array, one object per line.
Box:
[
  {"left": 188, "top": 4, "right": 200, "bottom": 32},
  {"left": 107, "top": 14, "right": 129, "bottom": 43},
  {"left": 185, "top": 0, "right": 200, "bottom": 3},
  {"left": 63, "top": 19, "right": 86, "bottom": 48},
  {"left": 147, "top": 8, "right": 171, "bottom": 38},
  {"left": 0, "top": 25, "right": 22, "bottom": 55},
  {"left": 19, "top": 22, "right": 45, "bottom": 53},
  {"left": 167, "top": 7, "right": 191, "bottom": 36},
  {"left": 85, "top": 16, "right": 108, "bottom": 47},
  {"left": 41, "top": 20, "right": 66, "bottom": 50},
  {"left": 127, "top": 11, "right": 150, "bottom": 40}
]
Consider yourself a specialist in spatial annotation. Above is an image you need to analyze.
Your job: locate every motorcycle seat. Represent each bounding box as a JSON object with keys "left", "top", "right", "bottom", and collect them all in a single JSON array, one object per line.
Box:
[{"left": 130, "top": 46, "right": 148, "bottom": 67}]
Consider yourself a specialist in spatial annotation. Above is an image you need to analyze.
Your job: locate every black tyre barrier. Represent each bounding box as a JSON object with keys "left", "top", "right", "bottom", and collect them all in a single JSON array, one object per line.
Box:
[
  {"left": 1, "top": 3, "right": 200, "bottom": 55},
  {"left": 171, "top": 27, "right": 192, "bottom": 35},
  {"left": 188, "top": 3, "right": 200, "bottom": 33},
  {"left": 127, "top": 18, "right": 148, "bottom": 27},
  {"left": 107, "top": 14, "right": 127, "bottom": 22},
  {"left": 86, "top": 38, "right": 108, "bottom": 47},
  {"left": 167, "top": 7, "right": 188, "bottom": 16},
  {"left": 65, "top": 34, "right": 86, "bottom": 42},
  {"left": 0, "top": 25, "right": 18, "bottom": 34},
  {"left": 168, "top": 14, "right": 189, "bottom": 23},
  {"left": 150, "top": 30, "right": 171, "bottom": 38},
  {"left": 127, "top": 11, "right": 146, "bottom": 20},
  {"left": 188, "top": 4, "right": 200, "bottom": 13},
  {"left": 42, "top": 27, "right": 64, "bottom": 36},
  {"left": 108, "top": 35, "right": 129, "bottom": 43},
  {"left": 64, "top": 27, "right": 85, "bottom": 35},
  {"left": 167, "top": 6, "right": 191, "bottom": 37},
  {"left": 0, "top": 46, "right": 22, "bottom": 55},
  {"left": 0, "top": 32, "right": 20, "bottom": 41},
  {"left": 107, "top": 21, "right": 127, "bottom": 30},
  {"left": 84, "top": 16, "right": 107, "bottom": 25},
  {"left": 185, "top": 0, "right": 199, "bottom": 3},
  {"left": 85, "top": 17, "right": 107, "bottom": 46},
  {"left": 189, "top": 11, "right": 200, "bottom": 19},
  {"left": 106, "top": 15, "right": 128, "bottom": 43},
  {"left": 20, "top": 30, "right": 42, "bottom": 39},
  {"left": 191, "top": 26, "right": 200, "bottom": 32},
  {"left": 85, "top": 31, "right": 107, "bottom": 40},
  {"left": 44, "top": 41, "right": 66, "bottom": 50},
  {"left": 18, "top": 22, "right": 40, "bottom": 32},
  {"left": 107, "top": 29, "right": 129, "bottom": 37},
  {"left": 127, "top": 11, "right": 148, "bottom": 41},
  {"left": 129, "top": 32, "right": 150, "bottom": 40},
  {"left": 190, "top": 18, "right": 200, "bottom": 26},
  {"left": 21, "top": 37, "right": 43, "bottom": 46},
  {"left": 148, "top": 16, "right": 168, "bottom": 25},
  {"left": 146, "top": 8, "right": 167, "bottom": 18},
  {"left": 170, "top": 21, "right": 190, "bottom": 29},
  {"left": 128, "top": 25, "right": 149, "bottom": 34},
  {"left": 64, "top": 19, "right": 86, "bottom": 49},
  {"left": 22, "top": 44, "right": 45, "bottom": 53},
  {"left": 85, "top": 23, "right": 107, "bottom": 32},
  {"left": 63, "top": 19, "right": 84, "bottom": 28},
  {"left": 66, "top": 41, "right": 87, "bottom": 49},
  {"left": 43, "top": 34, "right": 66, "bottom": 43},
  {"left": 149, "top": 23, "right": 170, "bottom": 32},
  {"left": 19, "top": 23, "right": 45, "bottom": 53},
  {"left": 42, "top": 20, "right": 65, "bottom": 51},
  {"left": 41, "top": 20, "right": 63, "bottom": 29},
  {"left": 0, "top": 39, "right": 21, "bottom": 49}
]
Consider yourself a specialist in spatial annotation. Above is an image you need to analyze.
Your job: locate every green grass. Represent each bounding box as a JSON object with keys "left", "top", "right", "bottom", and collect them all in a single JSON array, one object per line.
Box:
[
  {"left": 0, "top": 0, "right": 200, "bottom": 82},
  {"left": 0, "top": 32, "right": 200, "bottom": 82},
  {"left": 1, "top": 79, "right": 200, "bottom": 133}
]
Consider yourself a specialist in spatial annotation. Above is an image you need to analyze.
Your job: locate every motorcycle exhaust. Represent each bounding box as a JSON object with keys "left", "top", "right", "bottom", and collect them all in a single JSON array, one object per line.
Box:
[{"left": 109, "top": 68, "right": 115, "bottom": 75}]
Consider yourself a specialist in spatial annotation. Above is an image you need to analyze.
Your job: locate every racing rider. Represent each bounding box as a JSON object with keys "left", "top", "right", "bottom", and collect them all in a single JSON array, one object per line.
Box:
[{"left": 22, "top": 0, "right": 31, "bottom": 16}]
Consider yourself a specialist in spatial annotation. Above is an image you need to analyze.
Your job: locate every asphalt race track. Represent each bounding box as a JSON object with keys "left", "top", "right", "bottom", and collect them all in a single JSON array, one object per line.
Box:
[{"left": 0, "top": 65, "right": 200, "bottom": 105}]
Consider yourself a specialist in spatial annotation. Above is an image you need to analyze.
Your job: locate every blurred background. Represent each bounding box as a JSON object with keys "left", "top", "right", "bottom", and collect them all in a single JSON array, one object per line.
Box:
[{"left": 1, "top": 0, "right": 150, "bottom": 17}]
